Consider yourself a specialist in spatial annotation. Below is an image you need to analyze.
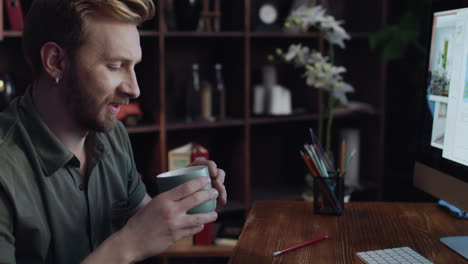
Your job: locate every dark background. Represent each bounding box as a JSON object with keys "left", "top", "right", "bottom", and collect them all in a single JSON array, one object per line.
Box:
[{"left": 382, "top": 0, "right": 468, "bottom": 202}]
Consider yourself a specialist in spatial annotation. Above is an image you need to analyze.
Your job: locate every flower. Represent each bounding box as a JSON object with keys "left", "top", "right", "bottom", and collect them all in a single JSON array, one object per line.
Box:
[
  {"left": 271, "top": 4, "right": 353, "bottom": 154},
  {"left": 285, "top": 5, "right": 351, "bottom": 49},
  {"left": 282, "top": 45, "right": 354, "bottom": 104}
]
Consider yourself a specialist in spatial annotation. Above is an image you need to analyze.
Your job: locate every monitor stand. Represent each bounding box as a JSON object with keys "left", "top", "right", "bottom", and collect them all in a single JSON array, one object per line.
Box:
[{"left": 440, "top": 236, "right": 468, "bottom": 260}]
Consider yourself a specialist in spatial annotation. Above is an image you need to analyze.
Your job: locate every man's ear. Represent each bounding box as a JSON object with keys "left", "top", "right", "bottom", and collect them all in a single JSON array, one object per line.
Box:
[{"left": 40, "top": 42, "right": 67, "bottom": 81}]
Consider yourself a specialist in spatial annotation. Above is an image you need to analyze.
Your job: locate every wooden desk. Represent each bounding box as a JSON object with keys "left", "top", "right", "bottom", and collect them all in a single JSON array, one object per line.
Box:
[{"left": 228, "top": 201, "right": 468, "bottom": 264}]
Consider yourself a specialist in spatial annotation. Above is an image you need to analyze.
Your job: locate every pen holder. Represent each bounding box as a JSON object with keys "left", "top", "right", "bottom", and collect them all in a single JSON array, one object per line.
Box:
[{"left": 313, "top": 174, "right": 344, "bottom": 216}]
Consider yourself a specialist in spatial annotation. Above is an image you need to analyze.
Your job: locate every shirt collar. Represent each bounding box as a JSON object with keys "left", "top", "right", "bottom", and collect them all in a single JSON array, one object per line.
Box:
[{"left": 17, "top": 88, "right": 108, "bottom": 176}]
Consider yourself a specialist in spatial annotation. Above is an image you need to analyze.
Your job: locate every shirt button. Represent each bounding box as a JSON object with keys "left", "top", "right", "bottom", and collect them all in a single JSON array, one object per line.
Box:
[{"left": 79, "top": 184, "right": 84, "bottom": 191}]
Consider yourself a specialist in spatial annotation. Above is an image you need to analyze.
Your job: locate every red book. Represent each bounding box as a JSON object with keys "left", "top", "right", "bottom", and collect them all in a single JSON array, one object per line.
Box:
[
  {"left": 194, "top": 223, "right": 212, "bottom": 245},
  {"left": 5, "top": 0, "right": 24, "bottom": 30},
  {"left": 191, "top": 142, "right": 209, "bottom": 161}
]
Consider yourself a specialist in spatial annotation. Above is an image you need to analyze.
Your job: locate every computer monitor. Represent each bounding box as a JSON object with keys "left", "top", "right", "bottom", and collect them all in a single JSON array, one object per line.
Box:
[{"left": 413, "top": 0, "right": 468, "bottom": 259}]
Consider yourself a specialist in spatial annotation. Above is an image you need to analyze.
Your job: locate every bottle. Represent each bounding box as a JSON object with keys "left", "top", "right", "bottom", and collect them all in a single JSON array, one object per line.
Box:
[
  {"left": 213, "top": 63, "right": 226, "bottom": 120},
  {"left": 201, "top": 81, "right": 214, "bottom": 122},
  {"left": 186, "top": 64, "right": 201, "bottom": 122},
  {"left": 0, "top": 73, "right": 15, "bottom": 111}
]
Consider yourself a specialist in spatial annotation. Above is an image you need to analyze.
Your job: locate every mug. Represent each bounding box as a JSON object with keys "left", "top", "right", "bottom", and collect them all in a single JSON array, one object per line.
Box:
[{"left": 156, "top": 165, "right": 216, "bottom": 214}]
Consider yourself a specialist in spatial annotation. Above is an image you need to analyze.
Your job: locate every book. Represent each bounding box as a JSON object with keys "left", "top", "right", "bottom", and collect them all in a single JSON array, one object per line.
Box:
[
  {"left": 4, "top": 0, "right": 24, "bottom": 30},
  {"left": 168, "top": 142, "right": 209, "bottom": 171},
  {"left": 195, "top": 222, "right": 212, "bottom": 246}
]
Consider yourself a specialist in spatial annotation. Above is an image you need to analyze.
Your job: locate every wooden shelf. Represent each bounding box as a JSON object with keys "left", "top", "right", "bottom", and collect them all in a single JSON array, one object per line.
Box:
[
  {"left": 3, "top": 31, "right": 22, "bottom": 38},
  {"left": 138, "top": 30, "right": 159, "bottom": 37},
  {"left": 333, "top": 103, "right": 377, "bottom": 116},
  {"left": 166, "top": 119, "right": 245, "bottom": 131},
  {"left": 160, "top": 244, "right": 234, "bottom": 258},
  {"left": 126, "top": 124, "right": 160, "bottom": 134},
  {"left": 165, "top": 31, "right": 244, "bottom": 38},
  {"left": 249, "top": 32, "right": 372, "bottom": 38},
  {"left": 250, "top": 105, "right": 377, "bottom": 125},
  {"left": 250, "top": 113, "right": 319, "bottom": 125},
  {"left": 250, "top": 31, "right": 320, "bottom": 38},
  {"left": 1, "top": 30, "right": 159, "bottom": 38}
]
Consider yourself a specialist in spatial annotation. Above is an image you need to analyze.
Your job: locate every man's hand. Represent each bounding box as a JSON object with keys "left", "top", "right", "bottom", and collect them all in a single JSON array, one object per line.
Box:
[
  {"left": 188, "top": 157, "right": 227, "bottom": 206},
  {"left": 84, "top": 176, "right": 219, "bottom": 263}
]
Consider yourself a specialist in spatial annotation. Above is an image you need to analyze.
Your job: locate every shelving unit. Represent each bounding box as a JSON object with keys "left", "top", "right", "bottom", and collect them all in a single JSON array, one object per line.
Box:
[{"left": 0, "top": 0, "right": 388, "bottom": 262}]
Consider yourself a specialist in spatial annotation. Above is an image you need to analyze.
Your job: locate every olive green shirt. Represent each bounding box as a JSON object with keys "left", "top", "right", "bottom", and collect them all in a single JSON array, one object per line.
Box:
[{"left": 0, "top": 89, "right": 146, "bottom": 264}]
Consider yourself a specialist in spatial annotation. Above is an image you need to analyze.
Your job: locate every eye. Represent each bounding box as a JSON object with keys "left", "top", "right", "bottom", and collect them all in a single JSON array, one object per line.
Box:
[{"left": 107, "top": 64, "right": 122, "bottom": 71}]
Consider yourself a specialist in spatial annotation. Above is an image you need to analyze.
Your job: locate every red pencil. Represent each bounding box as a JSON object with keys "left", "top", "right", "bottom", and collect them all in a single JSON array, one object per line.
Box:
[{"left": 273, "top": 235, "right": 328, "bottom": 256}]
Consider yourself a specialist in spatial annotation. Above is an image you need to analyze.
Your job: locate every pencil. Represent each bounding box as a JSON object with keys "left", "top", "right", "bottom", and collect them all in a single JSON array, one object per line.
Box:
[
  {"left": 340, "top": 140, "right": 346, "bottom": 176},
  {"left": 273, "top": 235, "right": 328, "bottom": 256},
  {"left": 300, "top": 151, "right": 335, "bottom": 208},
  {"left": 309, "top": 128, "right": 336, "bottom": 174}
]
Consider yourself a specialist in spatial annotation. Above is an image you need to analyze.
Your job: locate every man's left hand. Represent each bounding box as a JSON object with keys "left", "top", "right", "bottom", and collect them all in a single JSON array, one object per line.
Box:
[{"left": 189, "top": 158, "right": 227, "bottom": 206}]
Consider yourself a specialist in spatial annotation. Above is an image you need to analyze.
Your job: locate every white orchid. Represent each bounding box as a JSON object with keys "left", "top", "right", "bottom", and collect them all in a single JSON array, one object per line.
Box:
[
  {"left": 279, "top": 46, "right": 354, "bottom": 104},
  {"left": 272, "top": 5, "right": 354, "bottom": 153},
  {"left": 322, "top": 17, "right": 350, "bottom": 48},
  {"left": 285, "top": 5, "right": 351, "bottom": 49},
  {"left": 284, "top": 44, "right": 312, "bottom": 66},
  {"left": 287, "top": 5, "right": 327, "bottom": 28}
]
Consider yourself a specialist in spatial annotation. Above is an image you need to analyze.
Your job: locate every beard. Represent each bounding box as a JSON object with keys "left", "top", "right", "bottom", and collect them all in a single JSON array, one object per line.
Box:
[{"left": 62, "top": 66, "right": 129, "bottom": 133}]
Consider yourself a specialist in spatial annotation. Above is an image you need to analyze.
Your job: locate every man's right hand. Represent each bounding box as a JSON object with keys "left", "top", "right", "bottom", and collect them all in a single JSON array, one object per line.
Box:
[{"left": 82, "top": 176, "right": 218, "bottom": 264}]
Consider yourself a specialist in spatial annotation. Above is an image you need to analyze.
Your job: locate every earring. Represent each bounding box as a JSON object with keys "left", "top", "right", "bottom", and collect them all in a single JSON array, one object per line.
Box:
[{"left": 55, "top": 77, "right": 60, "bottom": 84}]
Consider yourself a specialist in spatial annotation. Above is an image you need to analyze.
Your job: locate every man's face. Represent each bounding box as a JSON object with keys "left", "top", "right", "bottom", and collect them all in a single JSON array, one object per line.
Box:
[{"left": 62, "top": 16, "right": 142, "bottom": 132}]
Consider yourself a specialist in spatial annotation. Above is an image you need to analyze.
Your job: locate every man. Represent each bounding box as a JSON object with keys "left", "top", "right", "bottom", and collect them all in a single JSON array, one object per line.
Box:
[{"left": 0, "top": 0, "right": 227, "bottom": 263}]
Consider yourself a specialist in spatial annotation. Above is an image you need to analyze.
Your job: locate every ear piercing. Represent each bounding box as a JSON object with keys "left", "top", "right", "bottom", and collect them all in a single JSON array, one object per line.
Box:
[{"left": 55, "top": 77, "right": 60, "bottom": 84}]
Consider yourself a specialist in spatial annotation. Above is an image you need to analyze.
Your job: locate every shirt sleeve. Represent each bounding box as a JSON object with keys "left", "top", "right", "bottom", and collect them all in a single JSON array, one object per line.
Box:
[
  {"left": 119, "top": 123, "right": 147, "bottom": 213},
  {"left": 0, "top": 183, "right": 16, "bottom": 264}
]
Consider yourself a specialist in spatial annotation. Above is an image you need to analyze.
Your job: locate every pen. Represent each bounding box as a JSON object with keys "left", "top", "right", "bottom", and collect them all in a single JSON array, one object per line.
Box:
[
  {"left": 273, "top": 235, "right": 329, "bottom": 256},
  {"left": 309, "top": 128, "right": 336, "bottom": 174}
]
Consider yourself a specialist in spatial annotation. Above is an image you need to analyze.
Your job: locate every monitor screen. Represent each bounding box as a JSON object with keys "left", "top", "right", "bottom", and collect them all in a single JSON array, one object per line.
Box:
[{"left": 414, "top": 1, "right": 468, "bottom": 213}]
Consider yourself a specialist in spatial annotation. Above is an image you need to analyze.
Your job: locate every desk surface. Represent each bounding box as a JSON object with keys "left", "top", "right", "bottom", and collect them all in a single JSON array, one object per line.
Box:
[{"left": 228, "top": 201, "right": 468, "bottom": 264}]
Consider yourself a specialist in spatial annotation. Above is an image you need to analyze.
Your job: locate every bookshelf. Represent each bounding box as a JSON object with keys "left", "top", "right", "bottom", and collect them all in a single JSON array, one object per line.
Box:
[{"left": 0, "top": 0, "right": 388, "bottom": 262}]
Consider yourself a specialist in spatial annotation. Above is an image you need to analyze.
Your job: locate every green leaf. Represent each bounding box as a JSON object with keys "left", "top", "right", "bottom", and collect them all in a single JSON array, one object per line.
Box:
[{"left": 369, "top": 11, "right": 421, "bottom": 62}]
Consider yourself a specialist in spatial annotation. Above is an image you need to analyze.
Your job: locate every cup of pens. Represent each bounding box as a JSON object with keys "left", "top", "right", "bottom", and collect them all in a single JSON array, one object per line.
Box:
[
  {"left": 312, "top": 173, "right": 344, "bottom": 215},
  {"left": 301, "top": 128, "right": 346, "bottom": 216}
]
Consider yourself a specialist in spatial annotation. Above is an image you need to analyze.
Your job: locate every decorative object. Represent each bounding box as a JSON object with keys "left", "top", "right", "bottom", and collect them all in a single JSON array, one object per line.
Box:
[
  {"left": 174, "top": 0, "right": 202, "bottom": 31},
  {"left": 270, "top": 3, "right": 353, "bottom": 154},
  {"left": 117, "top": 102, "right": 143, "bottom": 127},
  {"left": 254, "top": 0, "right": 284, "bottom": 31},
  {"left": 253, "top": 64, "right": 292, "bottom": 116},
  {"left": 339, "top": 128, "right": 360, "bottom": 187},
  {"left": 163, "top": 0, "right": 177, "bottom": 31},
  {"left": 213, "top": 63, "right": 226, "bottom": 120},
  {"left": 186, "top": 63, "right": 201, "bottom": 122},
  {"left": 198, "top": 0, "right": 222, "bottom": 32}
]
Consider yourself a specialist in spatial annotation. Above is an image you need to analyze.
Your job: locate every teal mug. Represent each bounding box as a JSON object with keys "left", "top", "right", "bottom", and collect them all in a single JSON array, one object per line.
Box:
[{"left": 156, "top": 165, "right": 216, "bottom": 214}]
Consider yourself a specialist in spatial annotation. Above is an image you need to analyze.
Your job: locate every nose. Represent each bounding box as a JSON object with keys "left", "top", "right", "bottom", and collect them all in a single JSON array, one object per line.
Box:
[{"left": 120, "top": 68, "right": 140, "bottom": 99}]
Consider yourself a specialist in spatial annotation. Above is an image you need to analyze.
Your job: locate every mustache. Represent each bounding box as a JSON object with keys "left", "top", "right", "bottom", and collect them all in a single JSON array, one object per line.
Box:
[{"left": 105, "top": 97, "right": 129, "bottom": 105}]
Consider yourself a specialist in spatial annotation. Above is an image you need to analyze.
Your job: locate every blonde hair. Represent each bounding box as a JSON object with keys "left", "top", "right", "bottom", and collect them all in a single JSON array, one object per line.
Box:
[{"left": 23, "top": 0, "right": 155, "bottom": 78}]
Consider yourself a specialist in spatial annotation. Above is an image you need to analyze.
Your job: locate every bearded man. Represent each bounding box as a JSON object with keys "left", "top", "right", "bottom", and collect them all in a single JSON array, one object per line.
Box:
[{"left": 0, "top": 1, "right": 227, "bottom": 263}]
